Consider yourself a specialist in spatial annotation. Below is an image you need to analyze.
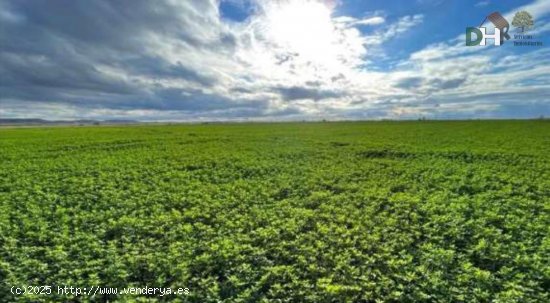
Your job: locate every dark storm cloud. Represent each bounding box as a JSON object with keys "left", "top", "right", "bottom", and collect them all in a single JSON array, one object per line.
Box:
[
  {"left": 2, "top": 85, "right": 270, "bottom": 113},
  {"left": 0, "top": 0, "right": 248, "bottom": 117},
  {"left": 230, "top": 87, "right": 253, "bottom": 94},
  {"left": 0, "top": 52, "right": 136, "bottom": 94},
  {"left": 121, "top": 56, "right": 217, "bottom": 87},
  {"left": 152, "top": 88, "right": 269, "bottom": 111},
  {"left": 275, "top": 86, "right": 342, "bottom": 101},
  {"left": 430, "top": 77, "right": 466, "bottom": 90},
  {"left": 395, "top": 77, "right": 466, "bottom": 91},
  {"left": 395, "top": 77, "right": 423, "bottom": 89},
  {"left": 1, "top": 0, "right": 222, "bottom": 51}
]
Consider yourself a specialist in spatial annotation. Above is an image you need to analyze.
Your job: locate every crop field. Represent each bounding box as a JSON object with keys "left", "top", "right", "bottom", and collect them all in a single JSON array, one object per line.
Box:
[{"left": 0, "top": 121, "right": 549, "bottom": 302}]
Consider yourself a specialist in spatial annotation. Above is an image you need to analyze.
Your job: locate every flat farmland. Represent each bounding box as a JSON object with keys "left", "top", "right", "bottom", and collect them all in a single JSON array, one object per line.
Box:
[{"left": 1, "top": 121, "right": 549, "bottom": 302}]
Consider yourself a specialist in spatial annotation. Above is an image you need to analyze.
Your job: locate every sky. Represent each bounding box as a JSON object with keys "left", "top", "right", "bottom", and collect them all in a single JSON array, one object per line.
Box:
[{"left": 0, "top": 0, "right": 549, "bottom": 121}]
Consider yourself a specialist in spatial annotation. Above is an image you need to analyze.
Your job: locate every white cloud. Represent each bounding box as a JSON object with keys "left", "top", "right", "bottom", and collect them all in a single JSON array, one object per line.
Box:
[
  {"left": 363, "top": 14, "right": 424, "bottom": 45},
  {"left": 335, "top": 16, "right": 386, "bottom": 26},
  {"left": 357, "top": 16, "right": 386, "bottom": 25},
  {"left": 475, "top": 1, "right": 490, "bottom": 8}
]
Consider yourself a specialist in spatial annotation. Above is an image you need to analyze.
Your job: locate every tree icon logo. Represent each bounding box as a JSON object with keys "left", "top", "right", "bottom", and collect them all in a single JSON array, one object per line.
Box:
[{"left": 512, "top": 11, "right": 534, "bottom": 32}]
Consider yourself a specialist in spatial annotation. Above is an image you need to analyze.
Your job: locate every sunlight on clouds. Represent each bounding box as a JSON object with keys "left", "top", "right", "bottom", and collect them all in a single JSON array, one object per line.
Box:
[
  {"left": 264, "top": 0, "right": 334, "bottom": 61},
  {"left": 233, "top": 0, "right": 370, "bottom": 94}
]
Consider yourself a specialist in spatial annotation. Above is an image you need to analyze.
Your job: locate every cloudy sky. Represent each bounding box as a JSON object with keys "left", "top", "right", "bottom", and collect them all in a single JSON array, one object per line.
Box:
[{"left": 1, "top": 0, "right": 549, "bottom": 121}]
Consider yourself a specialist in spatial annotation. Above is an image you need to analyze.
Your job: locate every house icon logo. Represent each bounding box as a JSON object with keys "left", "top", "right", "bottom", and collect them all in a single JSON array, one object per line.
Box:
[{"left": 466, "top": 12, "right": 511, "bottom": 46}]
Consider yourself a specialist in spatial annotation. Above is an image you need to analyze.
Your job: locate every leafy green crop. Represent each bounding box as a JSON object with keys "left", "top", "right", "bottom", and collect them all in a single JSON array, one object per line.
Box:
[{"left": 1, "top": 121, "right": 549, "bottom": 302}]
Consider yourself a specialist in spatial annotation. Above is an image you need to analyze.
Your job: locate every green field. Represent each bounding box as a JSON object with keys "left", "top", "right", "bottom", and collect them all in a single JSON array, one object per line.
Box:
[{"left": 1, "top": 121, "right": 549, "bottom": 302}]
